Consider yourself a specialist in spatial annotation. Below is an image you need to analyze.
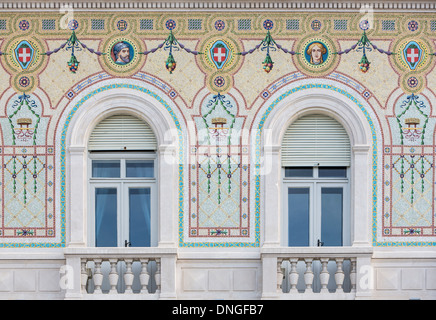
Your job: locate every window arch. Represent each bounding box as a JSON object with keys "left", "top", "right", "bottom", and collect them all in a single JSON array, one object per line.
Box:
[
  {"left": 281, "top": 114, "right": 351, "bottom": 247},
  {"left": 260, "top": 91, "right": 373, "bottom": 248},
  {"left": 64, "top": 87, "right": 179, "bottom": 248},
  {"left": 88, "top": 114, "right": 158, "bottom": 247}
]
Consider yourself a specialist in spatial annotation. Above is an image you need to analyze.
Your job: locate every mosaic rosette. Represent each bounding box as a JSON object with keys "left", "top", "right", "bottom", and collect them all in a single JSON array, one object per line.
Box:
[
  {"left": 400, "top": 72, "right": 426, "bottom": 94},
  {"left": 207, "top": 73, "right": 233, "bottom": 94},
  {"left": 12, "top": 73, "right": 38, "bottom": 93}
]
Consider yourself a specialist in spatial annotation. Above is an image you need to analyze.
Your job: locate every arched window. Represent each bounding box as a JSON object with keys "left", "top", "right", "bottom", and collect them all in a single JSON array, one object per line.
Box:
[
  {"left": 281, "top": 114, "right": 351, "bottom": 247},
  {"left": 87, "top": 114, "right": 158, "bottom": 247}
]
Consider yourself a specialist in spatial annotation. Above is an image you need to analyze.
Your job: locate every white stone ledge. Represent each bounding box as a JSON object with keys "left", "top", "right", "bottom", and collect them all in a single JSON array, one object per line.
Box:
[
  {"left": 63, "top": 247, "right": 178, "bottom": 258},
  {"left": 372, "top": 247, "right": 436, "bottom": 260},
  {"left": 0, "top": 248, "right": 66, "bottom": 260},
  {"left": 261, "top": 246, "right": 373, "bottom": 257}
]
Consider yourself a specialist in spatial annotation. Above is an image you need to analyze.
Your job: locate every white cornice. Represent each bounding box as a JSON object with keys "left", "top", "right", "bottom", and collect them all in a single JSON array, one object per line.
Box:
[{"left": 0, "top": 1, "right": 434, "bottom": 12}]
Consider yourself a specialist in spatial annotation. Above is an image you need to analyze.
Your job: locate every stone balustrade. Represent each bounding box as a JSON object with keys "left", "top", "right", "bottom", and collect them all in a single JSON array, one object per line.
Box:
[
  {"left": 63, "top": 247, "right": 177, "bottom": 300},
  {"left": 261, "top": 246, "right": 373, "bottom": 300}
]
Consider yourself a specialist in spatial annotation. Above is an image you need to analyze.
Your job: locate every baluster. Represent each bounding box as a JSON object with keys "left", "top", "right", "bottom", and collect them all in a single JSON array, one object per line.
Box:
[
  {"left": 319, "top": 258, "right": 330, "bottom": 293},
  {"left": 276, "top": 258, "right": 284, "bottom": 293},
  {"left": 288, "top": 258, "right": 299, "bottom": 293},
  {"left": 93, "top": 259, "right": 103, "bottom": 294},
  {"left": 108, "top": 259, "right": 119, "bottom": 294},
  {"left": 80, "top": 259, "right": 88, "bottom": 294},
  {"left": 155, "top": 259, "right": 161, "bottom": 294},
  {"left": 350, "top": 258, "right": 357, "bottom": 292},
  {"left": 139, "top": 259, "right": 150, "bottom": 294},
  {"left": 335, "top": 258, "right": 345, "bottom": 293},
  {"left": 303, "top": 258, "right": 314, "bottom": 292},
  {"left": 124, "top": 259, "right": 134, "bottom": 294}
]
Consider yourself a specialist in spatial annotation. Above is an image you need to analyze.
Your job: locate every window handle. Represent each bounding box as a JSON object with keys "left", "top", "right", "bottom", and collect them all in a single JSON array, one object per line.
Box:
[
  {"left": 124, "top": 240, "right": 131, "bottom": 247},
  {"left": 317, "top": 239, "right": 324, "bottom": 247}
]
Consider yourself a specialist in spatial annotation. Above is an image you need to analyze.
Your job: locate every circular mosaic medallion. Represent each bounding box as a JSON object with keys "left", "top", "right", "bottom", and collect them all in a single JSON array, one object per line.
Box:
[
  {"left": 68, "top": 19, "right": 79, "bottom": 31},
  {"left": 117, "top": 20, "right": 128, "bottom": 32},
  {"left": 215, "top": 20, "right": 225, "bottom": 31},
  {"left": 207, "top": 72, "right": 232, "bottom": 94},
  {"left": 400, "top": 72, "right": 425, "bottom": 94},
  {"left": 407, "top": 20, "right": 419, "bottom": 32},
  {"left": 18, "top": 20, "right": 30, "bottom": 31},
  {"left": 102, "top": 37, "right": 144, "bottom": 76},
  {"left": 214, "top": 76, "right": 225, "bottom": 88},
  {"left": 295, "top": 36, "right": 338, "bottom": 76},
  {"left": 407, "top": 76, "right": 419, "bottom": 88},
  {"left": 165, "top": 19, "right": 176, "bottom": 31},
  {"left": 263, "top": 19, "right": 274, "bottom": 30},
  {"left": 12, "top": 74, "right": 37, "bottom": 93},
  {"left": 18, "top": 76, "right": 30, "bottom": 88},
  {"left": 359, "top": 19, "right": 370, "bottom": 31},
  {"left": 311, "top": 20, "right": 322, "bottom": 31}
]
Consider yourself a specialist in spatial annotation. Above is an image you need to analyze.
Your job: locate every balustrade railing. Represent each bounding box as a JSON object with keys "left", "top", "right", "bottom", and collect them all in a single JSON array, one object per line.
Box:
[
  {"left": 82, "top": 257, "right": 161, "bottom": 295},
  {"left": 261, "top": 247, "right": 373, "bottom": 299},
  {"left": 64, "top": 247, "right": 177, "bottom": 300}
]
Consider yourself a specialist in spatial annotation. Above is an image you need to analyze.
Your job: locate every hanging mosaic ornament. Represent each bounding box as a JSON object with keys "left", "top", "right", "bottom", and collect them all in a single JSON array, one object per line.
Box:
[
  {"left": 43, "top": 27, "right": 105, "bottom": 74},
  {"left": 237, "top": 19, "right": 299, "bottom": 72},
  {"left": 334, "top": 23, "right": 395, "bottom": 74},
  {"left": 262, "top": 53, "right": 274, "bottom": 73},
  {"left": 165, "top": 52, "right": 176, "bottom": 74},
  {"left": 359, "top": 53, "right": 370, "bottom": 73},
  {"left": 140, "top": 19, "right": 202, "bottom": 74},
  {"left": 68, "top": 52, "right": 80, "bottom": 73}
]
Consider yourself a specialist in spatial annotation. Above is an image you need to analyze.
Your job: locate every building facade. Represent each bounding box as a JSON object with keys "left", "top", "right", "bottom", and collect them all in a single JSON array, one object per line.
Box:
[{"left": 0, "top": 0, "right": 435, "bottom": 300}]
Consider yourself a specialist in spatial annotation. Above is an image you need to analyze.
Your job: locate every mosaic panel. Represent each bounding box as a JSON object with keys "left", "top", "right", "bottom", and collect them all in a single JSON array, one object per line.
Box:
[
  {"left": 0, "top": 10, "right": 434, "bottom": 247},
  {"left": 383, "top": 94, "right": 436, "bottom": 240}
]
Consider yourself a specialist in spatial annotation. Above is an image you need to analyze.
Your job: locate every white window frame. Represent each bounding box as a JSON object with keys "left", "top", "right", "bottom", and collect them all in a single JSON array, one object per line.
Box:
[
  {"left": 281, "top": 167, "right": 351, "bottom": 247},
  {"left": 87, "top": 152, "right": 158, "bottom": 247},
  {"left": 260, "top": 92, "right": 374, "bottom": 248}
]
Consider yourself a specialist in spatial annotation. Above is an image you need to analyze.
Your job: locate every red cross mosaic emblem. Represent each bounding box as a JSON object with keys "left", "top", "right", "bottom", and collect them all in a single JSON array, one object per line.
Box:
[
  {"left": 210, "top": 40, "right": 230, "bottom": 69},
  {"left": 403, "top": 41, "right": 422, "bottom": 70},
  {"left": 14, "top": 40, "right": 35, "bottom": 70}
]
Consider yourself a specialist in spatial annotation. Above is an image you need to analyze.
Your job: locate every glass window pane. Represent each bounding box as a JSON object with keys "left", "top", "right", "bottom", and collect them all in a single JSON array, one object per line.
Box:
[
  {"left": 126, "top": 160, "right": 154, "bottom": 178},
  {"left": 285, "top": 167, "right": 313, "bottom": 178},
  {"left": 129, "top": 188, "right": 151, "bottom": 247},
  {"left": 92, "top": 160, "right": 120, "bottom": 178},
  {"left": 321, "top": 188, "right": 343, "bottom": 246},
  {"left": 318, "top": 167, "right": 347, "bottom": 178},
  {"left": 288, "top": 188, "right": 310, "bottom": 246},
  {"left": 95, "top": 188, "right": 117, "bottom": 247}
]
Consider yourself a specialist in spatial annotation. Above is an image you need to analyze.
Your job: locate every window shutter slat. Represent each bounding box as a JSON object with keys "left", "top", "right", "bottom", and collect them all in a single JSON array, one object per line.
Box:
[
  {"left": 282, "top": 114, "right": 351, "bottom": 167},
  {"left": 89, "top": 115, "right": 157, "bottom": 151}
]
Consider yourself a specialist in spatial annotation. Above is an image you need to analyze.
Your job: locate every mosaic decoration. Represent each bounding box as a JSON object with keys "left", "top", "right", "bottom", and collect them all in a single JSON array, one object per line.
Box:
[
  {"left": 237, "top": 19, "right": 299, "bottom": 73},
  {"left": 384, "top": 94, "right": 436, "bottom": 241},
  {"left": 0, "top": 11, "right": 434, "bottom": 248},
  {"left": 139, "top": 19, "right": 202, "bottom": 74},
  {"left": 334, "top": 27, "right": 395, "bottom": 73},
  {"left": 403, "top": 41, "right": 423, "bottom": 70},
  {"left": 214, "top": 19, "right": 225, "bottom": 31},
  {"left": 14, "top": 40, "right": 35, "bottom": 70},
  {"left": 43, "top": 28, "right": 105, "bottom": 73},
  {"left": 0, "top": 94, "right": 54, "bottom": 244},
  {"left": 190, "top": 94, "right": 250, "bottom": 239}
]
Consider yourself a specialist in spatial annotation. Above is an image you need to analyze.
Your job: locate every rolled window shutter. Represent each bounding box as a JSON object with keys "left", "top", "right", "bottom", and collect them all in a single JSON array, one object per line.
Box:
[
  {"left": 282, "top": 114, "right": 351, "bottom": 167},
  {"left": 89, "top": 115, "right": 157, "bottom": 151}
]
